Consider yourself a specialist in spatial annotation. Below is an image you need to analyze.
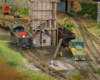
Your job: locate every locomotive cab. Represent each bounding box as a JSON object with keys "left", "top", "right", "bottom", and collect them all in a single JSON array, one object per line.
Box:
[
  {"left": 69, "top": 39, "right": 86, "bottom": 60},
  {"left": 10, "top": 22, "right": 24, "bottom": 36},
  {"left": 2, "top": 3, "right": 9, "bottom": 14},
  {"left": 14, "top": 32, "right": 30, "bottom": 49}
]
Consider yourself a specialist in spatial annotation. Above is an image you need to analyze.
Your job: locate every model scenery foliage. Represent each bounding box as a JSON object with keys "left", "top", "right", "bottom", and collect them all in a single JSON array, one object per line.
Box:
[
  {"left": 77, "top": 2, "right": 97, "bottom": 20},
  {"left": 0, "top": 5, "right": 1, "bottom": 10},
  {"left": 17, "top": 7, "right": 29, "bottom": 16}
]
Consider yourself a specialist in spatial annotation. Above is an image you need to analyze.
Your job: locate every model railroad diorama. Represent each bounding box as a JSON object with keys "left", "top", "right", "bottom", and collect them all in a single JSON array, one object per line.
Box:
[{"left": 0, "top": 0, "right": 100, "bottom": 80}]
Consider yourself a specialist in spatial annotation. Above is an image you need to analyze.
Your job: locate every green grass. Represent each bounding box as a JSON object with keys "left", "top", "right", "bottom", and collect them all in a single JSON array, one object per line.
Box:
[
  {"left": 0, "top": 40, "right": 54, "bottom": 80},
  {"left": 71, "top": 70, "right": 83, "bottom": 80},
  {"left": 86, "top": 23, "right": 95, "bottom": 28},
  {"left": 97, "top": 22, "right": 100, "bottom": 29},
  {"left": 0, "top": 5, "right": 1, "bottom": 10},
  {"left": 99, "top": 34, "right": 100, "bottom": 37}
]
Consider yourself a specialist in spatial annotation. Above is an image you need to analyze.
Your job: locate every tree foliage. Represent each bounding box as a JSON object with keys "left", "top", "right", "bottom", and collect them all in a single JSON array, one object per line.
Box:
[{"left": 77, "top": 2, "right": 97, "bottom": 20}]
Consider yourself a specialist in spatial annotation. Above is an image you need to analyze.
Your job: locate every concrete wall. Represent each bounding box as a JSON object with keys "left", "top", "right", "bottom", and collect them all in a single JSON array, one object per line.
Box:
[{"left": 57, "top": 2, "right": 65, "bottom": 12}]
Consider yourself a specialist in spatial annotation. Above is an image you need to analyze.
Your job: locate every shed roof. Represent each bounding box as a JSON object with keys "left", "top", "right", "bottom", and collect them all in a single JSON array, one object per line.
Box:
[{"left": 33, "top": 31, "right": 51, "bottom": 38}]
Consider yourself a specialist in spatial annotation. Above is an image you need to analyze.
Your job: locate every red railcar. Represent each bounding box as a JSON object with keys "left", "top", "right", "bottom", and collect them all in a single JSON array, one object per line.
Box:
[
  {"left": 2, "top": 3, "right": 9, "bottom": 13},
  {"left": 57, "top": 23, "right": 75, "bottom": 46}
]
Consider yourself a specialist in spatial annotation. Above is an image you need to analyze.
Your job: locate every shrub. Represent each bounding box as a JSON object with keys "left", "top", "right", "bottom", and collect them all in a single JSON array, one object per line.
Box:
[
  {"left": 78, "top": 2, "right": 97, "bottom": 20},
  {"left": 96, "top": 68, "right": 100, "bottom": 74},
  {"left": 22, "top": 7, "right": 29, "bottom": 16},
  {"left": 77, "top": 11, "right": 84, "bottom": 15},
  {"left": 63, "top": 20, "right": 74, "bottom": 28},
  {"left": 86, "top": 8, "right": 93, "bottom": 15},
  {"left": 91, "top": 12, "right": 97, "bottom": 20},
  {"left": 0, "top": 5, "right": 1, "bottom": 10},
  {"left": 99, "top": 34, "right": 100, "bottom": 37},
  {"left": 7, "top": 61, "right": 19, "bottom": 67},
  {"left": 97, "top": 22, "right": 100, "bottom": 29},
  {"left": 17, "top": 7, "right": 22, "bottom": 14},
  {"left": 70, "top": 10, "right": 76, "bottom": 14}
]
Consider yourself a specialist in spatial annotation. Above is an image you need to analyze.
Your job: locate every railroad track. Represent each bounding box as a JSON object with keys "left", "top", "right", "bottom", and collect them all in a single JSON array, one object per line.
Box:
[
  {"left": 20, "top": 50, "right": 71, "bottom": 80},
  {"left": 66, "top": 13, "right": 100, "bottom": 64},
  {"left": 75, "top": 60, "right": 98, "bottom": 80}
]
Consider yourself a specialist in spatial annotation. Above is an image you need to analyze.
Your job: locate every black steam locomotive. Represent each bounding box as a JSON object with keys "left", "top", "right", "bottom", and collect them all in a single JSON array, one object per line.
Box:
[{"left": 10, "top": 22, "right": 32, "bottom": 49}]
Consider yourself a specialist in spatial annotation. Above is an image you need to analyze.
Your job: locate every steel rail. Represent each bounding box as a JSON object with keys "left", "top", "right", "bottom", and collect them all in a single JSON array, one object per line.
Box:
[{"left": 21, "top": 50, "right": 70, "bottom": 80}]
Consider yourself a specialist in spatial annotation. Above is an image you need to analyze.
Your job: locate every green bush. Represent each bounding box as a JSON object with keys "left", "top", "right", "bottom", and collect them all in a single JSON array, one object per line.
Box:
[
  {"left": 7, "top": 61, "right": 19, "bottom": 67},
  {"left": 97, "top": 22, "right": 100, "bottom": 29},
  {"left": 91, "top": 12, "right": 97, "bottom": 20},
  {"left": 99, "top": 34, "right": 100, "bottom": 37},
  {"left": 78, "top": 2, "right": 97, "bottom": 20},
  {"left": 22, "top": 7, "right": 29, "bottom": 16},
  {"left": 63, "top": 20, "right": 74, "bottom": 28},
  {"left": 86, "top": 8, "right": 93, "bottom": 15},
  {"left": 70, "top": 10, "right": 76, "bottom": 14},
  {"left": 96, "top": 68, "right": 100, "bottom": 74},
  {"left": 77, "top": 11, "right": 84, "bottom": 15},
  {"left": 17, "top": 7, "right": 22, "bottom": 14},
  {"left": 0, "top": 5, "right": 2, "bottom": 10}
]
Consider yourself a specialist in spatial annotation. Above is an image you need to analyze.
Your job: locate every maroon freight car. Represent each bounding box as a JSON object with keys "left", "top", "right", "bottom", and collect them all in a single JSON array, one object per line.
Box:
[{"left": 57, "top": 23, "right": 75, "bottom": 46}]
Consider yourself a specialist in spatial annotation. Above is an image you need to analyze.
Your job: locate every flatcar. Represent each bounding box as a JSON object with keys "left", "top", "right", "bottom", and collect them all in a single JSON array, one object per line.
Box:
[
  {"left": 10, "top": 22, "right": 32, "bottom": 49},
  {"left": 2, "top": 3, "right": 9, "bottom": 14},
  {"left": 69, "top": 39, "right": 86, "bottom": 60},
  {"left": 57, "top": 23, "right": 75, "bottom": 46}
]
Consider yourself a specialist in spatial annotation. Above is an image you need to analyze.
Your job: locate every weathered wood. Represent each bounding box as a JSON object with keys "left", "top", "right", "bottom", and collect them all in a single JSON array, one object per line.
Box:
[
  {"left": 29, "top": 0, "right": 58, "bottom": 47},
  {"left": 53, "top": 38, "right": 63, "bottom": 59}
]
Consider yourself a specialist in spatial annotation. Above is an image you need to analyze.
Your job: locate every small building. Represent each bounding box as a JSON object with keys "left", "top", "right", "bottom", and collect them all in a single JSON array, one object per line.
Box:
[{"left": 33, "top": 32, "right": 51, "bottom": 47}]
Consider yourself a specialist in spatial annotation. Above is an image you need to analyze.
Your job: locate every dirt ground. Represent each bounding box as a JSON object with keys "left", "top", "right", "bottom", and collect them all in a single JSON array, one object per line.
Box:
[{"left": 0, "top": 60, "right": 22, "bottom": 80}]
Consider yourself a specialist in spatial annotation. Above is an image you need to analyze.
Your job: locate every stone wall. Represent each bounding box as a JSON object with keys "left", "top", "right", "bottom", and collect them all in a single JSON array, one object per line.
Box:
[
  {"left": 67, "top": 1, "right": 82, "bottom": 12},
  {"left": 72, "top": 1, "right": 82, "bottom": 12}
]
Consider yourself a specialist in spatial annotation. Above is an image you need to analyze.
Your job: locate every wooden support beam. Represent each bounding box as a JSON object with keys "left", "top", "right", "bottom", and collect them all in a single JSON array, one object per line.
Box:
[
  {"left": 29, "top": 6, "right": 53, "bottom": 11},
  {"left": 29, "top": 0, "right": 59, "bottom": 3},
  {"left": 53, "top": 38, "right": 63, "bottom": 59}
]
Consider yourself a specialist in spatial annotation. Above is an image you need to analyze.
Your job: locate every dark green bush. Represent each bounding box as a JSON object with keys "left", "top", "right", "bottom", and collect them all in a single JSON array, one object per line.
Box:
[
  {"left": 7, "top": 61, "right": 19, "bottom": 67},
  {"left": 91, "top": 12, "right": 97, "bottom": 20},
  {"left": 77, "top": 11, "right": 84, "bottom": 15},
  {"left": 97, "top": 22, "right": 100, "bottom": 29},
  {"left": 70, "top": 10, "right": 76, "bottom": 14},
  {"left": 86, "top": 8, "right": 93, "bottom": 15},
  {"left": 78, "top": 2, "right": 97, "bottom": 20},
  {"left": 0, "top": 5, "right": 2, "bottom": 10}
]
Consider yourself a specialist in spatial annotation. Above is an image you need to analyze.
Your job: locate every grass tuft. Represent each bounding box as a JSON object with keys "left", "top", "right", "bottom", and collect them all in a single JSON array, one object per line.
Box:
[
  {"left": 97, "top": 22, "right": 100, "bottom": 29},
  {"left": 7, "top": 61, "right": 19, "bottom": 67},
  {"left": 0, "top": 40, "right": 54, "bottom": 80},
  {"left": 71, "top": 70, "right": 83, "bottom": 80}
]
